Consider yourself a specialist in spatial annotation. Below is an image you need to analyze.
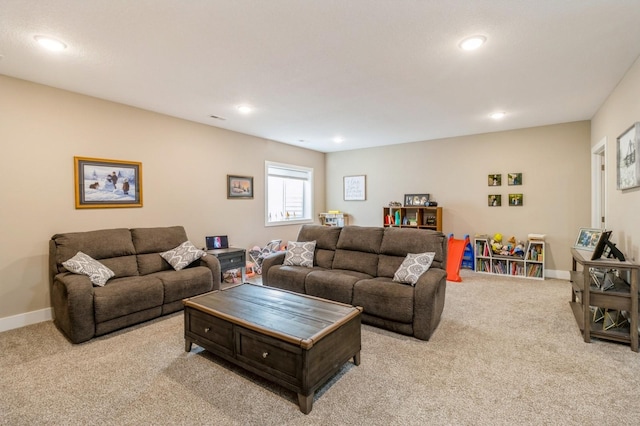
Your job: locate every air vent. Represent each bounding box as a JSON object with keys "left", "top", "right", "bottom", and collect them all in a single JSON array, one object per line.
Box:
[{"left": 209, "top": 115, "right": 227, "bottom": 121}]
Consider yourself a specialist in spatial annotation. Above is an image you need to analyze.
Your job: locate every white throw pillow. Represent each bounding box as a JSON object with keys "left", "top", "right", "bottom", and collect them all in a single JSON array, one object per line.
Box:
[
  {"left": 160, "top": 241, "right": 207, "bottom": 271},
  {"left": 62, "top": 251, "right": 115, "bottom": 287},
  {"left": 283, "top": 241, "right": 316, "bottom": 268},
  {"left": 393, "top": 252, "right": 436, "bottom": 286}
]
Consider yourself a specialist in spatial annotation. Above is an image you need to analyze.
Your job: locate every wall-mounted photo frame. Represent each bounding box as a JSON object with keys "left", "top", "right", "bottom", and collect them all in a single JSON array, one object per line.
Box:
[
  {"left": 74, "top": 156, "right": 142, "bottom": 209},
  {"left": 508, "top": 193, "right": 523, "bottom": 206},
  {"left": 404, "top": 193, "right": 430, "bottom": 206},
  {"left": 344, "top": 175, "right": 366, "bottom": 201},
  {"left": 508, "top": 173, "right": 522, "bottom": 186},
  {"left": 574, "top": 227, "right": 602, "bottom": 251},
  {"left": 616, "top": 122, "right": 640, "bottom": 190},
  {"left": 227, "top": 175, "right": 254, "bottom": 199},
  {"left": 488, "top": 174, "right": 502, "bottom": 186},
  {"left": 488, "top": 194, "right": 501, "bottom": 207}
]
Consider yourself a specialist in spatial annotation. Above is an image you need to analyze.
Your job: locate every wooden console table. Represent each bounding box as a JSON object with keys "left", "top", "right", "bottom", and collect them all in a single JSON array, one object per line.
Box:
[
  {"left": 570, "top": 248, "right": 639, "bottom": 351},
  {"left": 207, "top": 247, "right": 246, "bottom": 282}
]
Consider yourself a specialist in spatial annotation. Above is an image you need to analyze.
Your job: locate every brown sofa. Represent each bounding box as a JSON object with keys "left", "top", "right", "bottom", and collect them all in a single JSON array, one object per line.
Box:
[
  {"left": 49, "top": 226, "right": 221, "bottom": 343},
  {"left": 262, "top": 225, "right": 447, "bottom": 340}
]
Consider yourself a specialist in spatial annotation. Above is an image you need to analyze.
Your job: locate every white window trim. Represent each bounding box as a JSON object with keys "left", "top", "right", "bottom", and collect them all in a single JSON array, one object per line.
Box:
[{"left": 264, "top": 161, "right": 314, "bottom": 227}]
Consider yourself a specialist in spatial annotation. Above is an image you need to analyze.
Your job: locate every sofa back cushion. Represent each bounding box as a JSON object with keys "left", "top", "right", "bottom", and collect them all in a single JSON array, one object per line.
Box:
[
  {"left": 332, "top": 226, "right": 384, "bottom": 276},
  {"left": 131, "top": 226, "right": 189, "bottom": 275},
  {"left": 297, "top": 225, "right": 341, "bottom": 269},
  {"left": 378, "top": 228, "right": 447, "bottom": 278},
  {"left": 51, "top": 228, "right": 138, "bottom": 278}
]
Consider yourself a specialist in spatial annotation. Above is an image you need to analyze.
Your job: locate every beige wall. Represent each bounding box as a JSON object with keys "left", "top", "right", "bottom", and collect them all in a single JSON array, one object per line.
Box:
[
  {"left": 326, "top": 121, "right": 592, "bottom": 273},
  {"left": 591, "top": 55, "right": 640, "bottom": 263},
  {"left": 0, "top": 75, "right": 325, "bottom": 319}
]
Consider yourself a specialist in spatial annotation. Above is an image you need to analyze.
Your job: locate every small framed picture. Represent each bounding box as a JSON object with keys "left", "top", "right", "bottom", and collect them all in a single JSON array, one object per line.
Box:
[
  {"left": 404, "top": 193, "right": 430, "bottom": 206},
  {"left": 488, "top": 174, "right": 501, "bottom": 186},
  {"left": 574, "top": 228, "right": 602, "bottom": 251},
  {"left": 488, "top": 194, "right": 501, "bottom": 207},
  {"left": 227, "top": 175, "right": 254, "bottom": 199},
  {"left": 344, "top": 175, "right": 366, "bottom": 201},
  {"left": 74, "top": 156, "right": 142, "bottom": 209},
  {"left": 508, "top": 173, "right": 522, "bottom": 186},
  {"left": 616, "top": 122, "right": 640, "bottom": 190},
  {"left": 508, "top": 193, "right": 523, "bottom": 206}
]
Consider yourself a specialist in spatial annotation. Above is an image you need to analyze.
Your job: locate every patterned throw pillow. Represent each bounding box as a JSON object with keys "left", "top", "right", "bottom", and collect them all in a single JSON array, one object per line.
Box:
[
  {"left": 283, "top": 241, "right": 316, "bottom": 268},
  {"left": 160, "top": 241, "right": 207, "bottom": 271},
  {"left": 393, "top": 252, "right": 436, "bottom": 286},
  {"left": 62, "top": 251, "right": 115, "bottom": 287}
]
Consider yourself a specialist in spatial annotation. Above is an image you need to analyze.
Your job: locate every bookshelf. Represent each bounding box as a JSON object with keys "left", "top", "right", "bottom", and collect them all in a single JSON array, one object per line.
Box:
[
  {"left": 474, "top": 236, "right": 545, "bottom": 280},
  {"left": 382, "top": 206, "right": 442, "bottom": 232}
]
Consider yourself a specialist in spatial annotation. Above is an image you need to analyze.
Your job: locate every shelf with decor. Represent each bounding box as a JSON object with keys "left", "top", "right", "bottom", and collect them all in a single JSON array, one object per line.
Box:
[
  {"left": 382, "top": 206, "right": 442, "bottom": 232},
  {"left": 474, "top": 236, "right": 545, "bottom": 280}
]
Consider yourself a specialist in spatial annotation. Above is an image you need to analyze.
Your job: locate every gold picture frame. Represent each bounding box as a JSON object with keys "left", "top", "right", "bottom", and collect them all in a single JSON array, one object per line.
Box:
[{"left": 74, "top": 156, "right": 142, "bottom": 209}]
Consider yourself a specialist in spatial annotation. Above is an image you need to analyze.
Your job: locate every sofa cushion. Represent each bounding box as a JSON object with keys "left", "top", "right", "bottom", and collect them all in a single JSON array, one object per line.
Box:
[
  {"left": 62, "top": 251, "right": 115, "bottom": 286},
  {"left": 305, "top": 270, "right": 370, "bottom": 304},
  {"left": 284, "top": 241, "right": 316, "bottom": 267},
  {"left": 131, "top": 226, "right": 189, "bottom": 254},
  {"left": 93, "top": 275, "right": 164, "bottom": 323},
  {"left": 160, "top": 241, "right": 207, "bottom": 271},
  {"left": 266, "top": 265, "right": 318, "bottom": 294},
  {"left": 393, "top": 252, "right": 435, "bottom": 285},
  {"left": 336, "top": 226, "right": 384, "bottom": 253},
  {"left": 380, "top": 227, "right": 446, "bottom": 269},
  {"left": 297, "top": 225, "right": 341, "bottom": 268},
  {"left": 353, "top": 278, "right": 414, "bottom": 323},
  {"left": 152, "top": 267, "right": 213, "bottom": 304},
  {"left": 332, "top": 250, "right": 379, "bottom": 276}
]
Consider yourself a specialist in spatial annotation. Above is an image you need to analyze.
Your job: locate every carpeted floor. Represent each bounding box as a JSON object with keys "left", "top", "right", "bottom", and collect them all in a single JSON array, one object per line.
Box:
[{"left": 2, "top": 270, "right": 640, "bottom": 425}]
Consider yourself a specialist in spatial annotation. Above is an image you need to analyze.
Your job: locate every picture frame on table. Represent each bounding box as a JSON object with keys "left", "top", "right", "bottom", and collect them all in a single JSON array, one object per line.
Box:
[
  {"left": 227, "top": 175, "right": 254, "bottom": 199},
  {"left": 404, "top": 193, "right": 430, "bottom": 206},
  {"left": 74, "top": 156, "right": 142, "bottom": 209},
  {"left": 574, "top": 227, "right": 603, "bottom": 251}
]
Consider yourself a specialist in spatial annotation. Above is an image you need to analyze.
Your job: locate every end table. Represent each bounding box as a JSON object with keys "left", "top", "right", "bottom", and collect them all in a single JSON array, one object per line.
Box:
[{"left": 207, "top": 247, "right": 246, "bottom": 283}]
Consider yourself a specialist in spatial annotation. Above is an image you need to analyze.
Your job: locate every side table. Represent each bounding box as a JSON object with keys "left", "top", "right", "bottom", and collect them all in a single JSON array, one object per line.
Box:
[{"left": 207, "top": 247, "right": 246, "bottom": 283}]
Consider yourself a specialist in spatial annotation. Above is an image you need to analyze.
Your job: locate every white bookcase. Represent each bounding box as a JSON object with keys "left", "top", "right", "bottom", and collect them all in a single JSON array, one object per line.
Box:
[{"left": 474, "top": 236, "right": 545, "bottom": 280}]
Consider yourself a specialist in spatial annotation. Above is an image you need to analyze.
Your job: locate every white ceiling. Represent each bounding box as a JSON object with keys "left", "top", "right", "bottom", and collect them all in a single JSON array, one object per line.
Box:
[{"left": 2, "top": 1, "right": 640, "bottom": 153}]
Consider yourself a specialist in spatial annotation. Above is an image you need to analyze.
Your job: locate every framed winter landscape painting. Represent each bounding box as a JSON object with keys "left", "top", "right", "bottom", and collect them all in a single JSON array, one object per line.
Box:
[{"left": 74, "top": 156, "right": 142, "bottom": 208}]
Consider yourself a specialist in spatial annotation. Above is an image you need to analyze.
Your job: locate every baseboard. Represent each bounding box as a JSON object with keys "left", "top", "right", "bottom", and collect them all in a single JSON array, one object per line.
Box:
[
  {"left": 0, "top": 307, "right": 53, "bottom": 333},
  {"left": 546, "top": 269, "right": 570, "bottom": 280}
]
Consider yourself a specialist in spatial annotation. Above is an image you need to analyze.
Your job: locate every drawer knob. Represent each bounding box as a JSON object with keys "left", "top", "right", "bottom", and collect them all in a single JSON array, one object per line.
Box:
[
  {"left": 204, "top": 327, "right": 210, "bottom": 333},
  {"left": 262, "top": 351, "right": 269, "bottom": 359}
]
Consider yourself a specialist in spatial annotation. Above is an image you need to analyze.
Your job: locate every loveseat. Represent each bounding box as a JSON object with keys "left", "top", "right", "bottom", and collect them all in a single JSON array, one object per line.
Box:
[
  {"left": 49, "top": 226, "right": 220, "bottom": 343},
  {"left": 262, "top": 225, "right": 447, "bottom": 340}
]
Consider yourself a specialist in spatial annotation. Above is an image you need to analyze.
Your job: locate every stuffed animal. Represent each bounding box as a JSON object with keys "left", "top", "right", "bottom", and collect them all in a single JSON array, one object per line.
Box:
[
  {"left": 513, "top": 241, "right": 525, "bottom": 257},
  {"left": 491, "top": 233, "right": 503, "bottom": 254}
]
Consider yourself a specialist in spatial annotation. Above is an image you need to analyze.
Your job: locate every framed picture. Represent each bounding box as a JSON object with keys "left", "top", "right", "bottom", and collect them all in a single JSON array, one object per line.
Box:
[
  {"left": 574, "top": 227, "right": 602, "bottom": 251},
  {"left": 508, "top": 173, "right": 522, "bottom": 186},
  {"left": 227, "top": 175, "right": 253, "bottom": 199},
  {"left": 344, "top": 175, "right": 366, "bottom": 201},
  {"left": 616, "top": 122, "right": 640, "bottom": 190},
  {"left": 488, "top": 194, "right": 501, "bottom": 207},
  {"left": 74, "top": 156, "right": 142, "bottom": 209},
  {"left": 488, "top": 174, "right": 501, "bottom": 186},
  {"left": 404, "top": 193, "right": 430, "bottom": 206},
  {"left": 508, "top": 193, "right": 523, "bottom": 206}
]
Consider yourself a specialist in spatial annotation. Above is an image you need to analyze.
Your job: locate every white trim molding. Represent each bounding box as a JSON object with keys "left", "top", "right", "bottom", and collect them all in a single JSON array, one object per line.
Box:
[{"left": 0, "top": 308, "right": 52, "bottom": 333}]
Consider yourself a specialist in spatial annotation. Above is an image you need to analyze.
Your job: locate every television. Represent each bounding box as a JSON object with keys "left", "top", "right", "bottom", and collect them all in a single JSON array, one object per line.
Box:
[{"left": 591, "top": 230, "right": 625, "bottom": 261}]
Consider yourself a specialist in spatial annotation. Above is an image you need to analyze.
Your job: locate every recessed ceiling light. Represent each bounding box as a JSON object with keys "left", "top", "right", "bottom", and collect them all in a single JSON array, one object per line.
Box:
[
  {"left": 333, "top": 137, "right": 344, "bottom": 144},
  {"left": 34, "top": 35, "right": 67, "bottom": 52},
  {"left": 490, "top": 111, "right": 506, "bottom": 120},
  {"left": 459, "top": 35, "right": 486, "bottom": 51},
  {"left": 236, "top": 105, "right": 253, "bottom": 114}
]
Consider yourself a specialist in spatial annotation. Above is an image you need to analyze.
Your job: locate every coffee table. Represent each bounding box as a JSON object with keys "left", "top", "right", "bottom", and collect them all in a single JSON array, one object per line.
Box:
[{"left": 183, "top": 283, "right": 362, "bottom": 414}]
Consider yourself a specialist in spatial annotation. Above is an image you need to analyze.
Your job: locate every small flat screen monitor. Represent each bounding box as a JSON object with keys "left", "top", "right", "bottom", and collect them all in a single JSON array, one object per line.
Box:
[{"left": 205, "top": 235, "right": 228, "bottom": 250}]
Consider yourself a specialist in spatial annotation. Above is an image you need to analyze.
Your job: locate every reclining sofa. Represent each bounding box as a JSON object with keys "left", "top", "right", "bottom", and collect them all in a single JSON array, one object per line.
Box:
[
  {"left": 49, "top": 226, "right": 220, "bottom": 343},
  {"left": 262, "top": 225, "right": 447, "bottom": 340}
]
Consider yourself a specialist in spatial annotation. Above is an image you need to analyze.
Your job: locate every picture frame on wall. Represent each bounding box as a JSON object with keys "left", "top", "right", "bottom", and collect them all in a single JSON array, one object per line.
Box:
[
  {"left": 404, "top": 193, "right": 430, "bottom": 206},
  {"left": 74, "top": 156, "right": 142, "bottom": 209},
  {"left": 488, "top": 194, "right": 501, "bottom": 207},
  {"left": 508, "top": 173, "right": 522, "bottom": 185},
  {"left": 488, "top": 174, "right": 501, "bottom": 186},
  {"left": 508, "top": 193, "right": 523, "bottom": 206},
  {"left": 227, "top": 175, "right": 254, "bottom": 199},
  {"left": 574, "top": 227, "right": 603, "bottom": 251},
  {"left": 344, "top": 175, "right": 366, "bottom": 201},
  {"left": 616, "top": 122, "right": 640, "bottom": 190}
]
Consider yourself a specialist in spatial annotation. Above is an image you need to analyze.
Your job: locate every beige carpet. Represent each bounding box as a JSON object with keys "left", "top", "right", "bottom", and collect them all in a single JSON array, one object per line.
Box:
[{"left": 2, "top": 270, "right": 640, "bottom": 425}]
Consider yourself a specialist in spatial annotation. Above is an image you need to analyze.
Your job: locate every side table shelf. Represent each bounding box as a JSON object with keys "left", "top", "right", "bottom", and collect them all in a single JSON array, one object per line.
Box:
[{"left": 570, "top": 248, "right": 639, "bottom": 352}]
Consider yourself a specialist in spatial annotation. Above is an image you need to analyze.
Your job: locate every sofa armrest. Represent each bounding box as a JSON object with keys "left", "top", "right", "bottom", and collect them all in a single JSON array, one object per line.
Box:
[
  {"left": 51, "top": 273, "right": 96, "bottom": 343},
  {"left": 197, "top": 254, "right": 221, "bottom": 291},
  {"left": 261, "top": 251, "right": 286, "bottom": 287},
  {"left": 412, "top": 268, "right": 447, "bottom": 341}
]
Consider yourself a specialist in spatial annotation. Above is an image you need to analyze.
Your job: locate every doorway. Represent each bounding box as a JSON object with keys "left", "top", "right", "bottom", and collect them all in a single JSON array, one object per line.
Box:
[{"left": 592, "top": 137, "right": 607, "bottom": 229}]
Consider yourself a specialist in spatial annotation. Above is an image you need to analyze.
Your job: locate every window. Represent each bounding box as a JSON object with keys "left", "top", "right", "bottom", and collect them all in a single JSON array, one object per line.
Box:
[{"left": 265, "top": 161, "right": 313, "bottom": 226}]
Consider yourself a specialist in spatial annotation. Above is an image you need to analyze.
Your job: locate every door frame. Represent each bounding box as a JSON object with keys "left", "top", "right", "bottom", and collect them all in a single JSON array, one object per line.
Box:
[{"left": 591, "top": 137, "right": 607, "bottom": 229}]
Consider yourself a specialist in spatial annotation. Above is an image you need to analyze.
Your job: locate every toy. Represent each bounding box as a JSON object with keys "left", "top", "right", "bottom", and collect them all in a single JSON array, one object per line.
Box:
[
  {"left": 491, "top": 233, "right": 503, "bottom": 254},
  {"left": 513, "top": 241, "right": 525, "bottom": 257}
]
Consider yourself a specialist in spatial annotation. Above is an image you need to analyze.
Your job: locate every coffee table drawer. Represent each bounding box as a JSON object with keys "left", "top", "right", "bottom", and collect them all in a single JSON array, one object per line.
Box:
[
  {"left": 236, "top": 328, "right": 301, "bottom": 382},
  {"left": 188, "top": 309, "right": 234, "bottom": 354}
]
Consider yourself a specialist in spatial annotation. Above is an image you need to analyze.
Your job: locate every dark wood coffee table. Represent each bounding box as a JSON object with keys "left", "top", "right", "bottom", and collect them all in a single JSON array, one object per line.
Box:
[{"left": 183, "top": 283, "right": 362, "bottom": 414}]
